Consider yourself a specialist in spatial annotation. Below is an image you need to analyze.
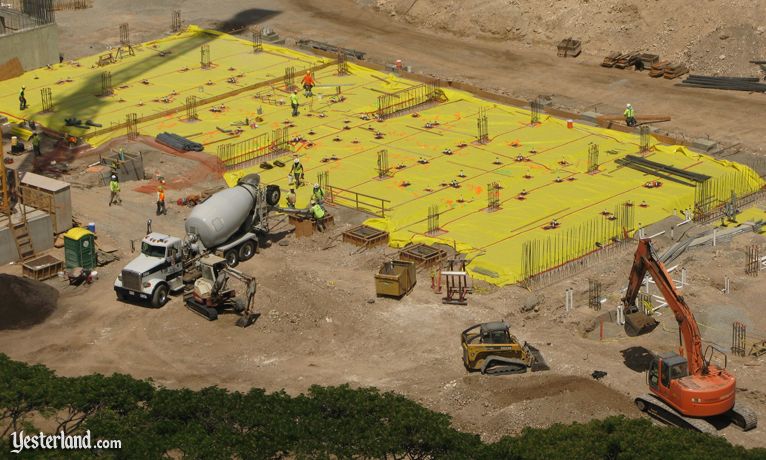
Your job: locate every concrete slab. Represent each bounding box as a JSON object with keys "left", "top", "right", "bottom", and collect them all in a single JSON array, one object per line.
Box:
[{"left": 692, "top": 138, "right": 718, "bottom": 152}]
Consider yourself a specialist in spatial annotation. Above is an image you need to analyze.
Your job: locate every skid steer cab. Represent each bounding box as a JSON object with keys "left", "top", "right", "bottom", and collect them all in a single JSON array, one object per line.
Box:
[
  {"left": 185, "top": 255, "right": 259, "bottom": 327},
  {"left": 114, "top": 233, "right": 185, "bottom": 307},
  {"left": 461, "top": 322, "right": 548, "bottom": 375}
]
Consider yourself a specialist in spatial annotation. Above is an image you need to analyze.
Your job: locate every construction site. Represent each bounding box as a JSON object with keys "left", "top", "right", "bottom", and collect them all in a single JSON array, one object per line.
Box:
[{"left": 1, "top": 0, "right": 766, "bottom": 455}]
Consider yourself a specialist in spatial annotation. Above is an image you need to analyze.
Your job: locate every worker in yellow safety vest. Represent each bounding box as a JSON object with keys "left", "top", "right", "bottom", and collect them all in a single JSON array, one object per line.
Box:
[
  {"left": 290, "top": 90, "right": 299, "bottom": 116},
  {"left": 109, "top": 175, "right": 122, "bottom": 206},
  {"left": 310, "top": 200, "right": 326, "bottom": 232},
  {"left": 624, "top": 104, "right": 636, "bottom": 127},
  {"left": 290, "top": 158, "right": 304, "bottom": 187},
  {"left": 312, "top": 183, "right": 325, "bottom": 205}
]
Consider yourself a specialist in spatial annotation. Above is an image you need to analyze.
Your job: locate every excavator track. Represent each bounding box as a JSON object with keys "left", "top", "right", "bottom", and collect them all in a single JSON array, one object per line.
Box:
[
  {"left": 729, "top": 403, "right": 758, "bottom": 431},
  {"left": 634, "top": 395, "right": 717, "bottom": 435}
]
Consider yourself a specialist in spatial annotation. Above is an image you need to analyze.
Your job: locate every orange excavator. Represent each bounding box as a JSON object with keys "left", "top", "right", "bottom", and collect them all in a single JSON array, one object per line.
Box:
[{"left": 622, "top": 239, "right": 757, "bottom": 433}]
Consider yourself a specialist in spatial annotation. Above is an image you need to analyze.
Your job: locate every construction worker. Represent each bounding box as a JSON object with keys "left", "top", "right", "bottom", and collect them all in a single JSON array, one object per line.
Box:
[
  {"left": 31, "top": 133, "right": 41, "bottom": 156},
  {"left": 624, "top": 103, "right": 636, "bottom": 127},
  {"left": 310, "top": 200, "right": 326, "bottom": 232},
  {"left": 290, "top": 90, "right": 299, "bottom": 117},
  {"left": 290, "top": 158, "right": 304, "bottom": 187},
  {"left": 109, "top": 174, "right": 121, "bottom": 206},
  {"left": 156, "top": 182, "right": 167, "bottom": 216},
  {"left": 301, "top": 70, "right": 316, "bottom": 97},
  {"left": 19, "top": 86, "right": 26, "bottom": 110},
  {"left": 312, "top": 183, "right": 325, "bottom": 205},
  {"left": 286, "top": 188, "right": 297, "bottom": 208}
]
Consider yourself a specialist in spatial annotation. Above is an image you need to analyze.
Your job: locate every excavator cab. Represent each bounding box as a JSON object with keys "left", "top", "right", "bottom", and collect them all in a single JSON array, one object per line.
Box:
[
  {"left": 461, "top": 322, "right": 548, "bottom": 375},
  {"left": 186, "top": 255, "right": 259, "bottom": 326},
  {"left": 647, "top": 352, "right": 689, "bottom": 391}
]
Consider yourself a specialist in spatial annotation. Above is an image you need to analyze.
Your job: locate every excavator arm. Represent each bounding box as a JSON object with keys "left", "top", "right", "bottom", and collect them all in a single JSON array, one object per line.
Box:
[
  {"left": 223, "top": 267, "right": 259, "bottom": 328},
  {"left": 622, "top": 239, "right": 706, "bottom": 375}
]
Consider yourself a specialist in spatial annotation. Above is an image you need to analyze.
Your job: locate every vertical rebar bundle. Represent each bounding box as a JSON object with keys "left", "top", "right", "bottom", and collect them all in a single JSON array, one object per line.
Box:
[
  {"left": 693, "top": 169, "right": 763, "bottom": 222},
  {"left": 19, "top": 0, "right": 55, "bottom": 25},
  {"left": 185, "top": 96, "right": 198, "bottom": 120},
  {"left": 487, "top": 181, "right": 500, "bottom": 211},
  {"left": 476, "top": 107, "right": 489, "bottom": 144},
  {"left": 587, "top": 143, "right": 599, "bottom": 173},
  {"left": 251, "top": 27, "right": 262, "bottom": 52},
  {"left": 639, "top": 125, "right": 650, "bottom": 152},
  {"left": 215, "top": 127, "right": 290, "bottom": 169},
  {"left": 40, "top": 87, "right": 53, "bottom": 112},
  {"left": 126, "top": 113, "right": 138, "bottom": 140},
  {"left": 376, "top": 149, "right": 390, "bottom": 178},
  {"left": 530, "top": 98, "right": 543, "bottom": 124},
  {"left": 119, "top": 23, "right": 130, "bottom": 46},
  {"left": 171, "top": 10, "right": 182, "bottom": 33},
  {"left": 746, "top": 245, "right": 760, "bottom": 276},
  {"left": 317, "top": 170, "right": 329, "bottom": 195},
  {"left": 337, "top": 52, "right": 348, "bottom": 75},
  {"left": 427, "top": 205, "right": 439, "bottom": 235},
  {"left": 588, "top": 279, "right": 602, "bottom": 310},
  {"left": 731, "top": 321, "right": 746, "bottom": 357},
  {"left": 376, "top": 83, "right": 442, "bottom": 119},
  {"left": 284, "top": 66, "right": 296, "bottom": 91},
  {"left": 100, "top": 71, "right": 113, "bottom": 96},
  {"left": 200, "top": 44, "right": 211, "bottom": 69}
]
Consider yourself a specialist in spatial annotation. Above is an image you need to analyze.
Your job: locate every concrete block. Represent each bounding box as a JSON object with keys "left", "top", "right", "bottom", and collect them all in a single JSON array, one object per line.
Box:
[
  {"left": 692, "top": 138, "right": 718, "bottom": 152},
  {"left": 579, "top": 111, "right": 602, "bottom": 123}
]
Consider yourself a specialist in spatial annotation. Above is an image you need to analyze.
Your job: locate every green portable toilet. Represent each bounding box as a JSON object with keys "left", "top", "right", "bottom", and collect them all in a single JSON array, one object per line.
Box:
[{"left": 64, "top": 228, "right": 97, "bottom": 269}]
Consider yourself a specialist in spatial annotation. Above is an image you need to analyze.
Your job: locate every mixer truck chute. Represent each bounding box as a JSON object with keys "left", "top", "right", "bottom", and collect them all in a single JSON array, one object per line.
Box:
[{"left": 114, "top": 174, "right": 281, "bottom": 307}]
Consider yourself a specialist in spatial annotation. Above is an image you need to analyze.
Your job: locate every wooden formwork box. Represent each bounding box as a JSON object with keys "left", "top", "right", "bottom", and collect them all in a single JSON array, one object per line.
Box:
[
  {"left": 20, "top": 172, "right": 72, "bottom": 234},
  {"left": 22, "top": 254, "right": 64, "bottom": 281},
  {"left": 288, "top": 213, "right": 335, "bottom": 238},
  {"left": 375, "top": 260, "right": 417, "bottom": 298}
]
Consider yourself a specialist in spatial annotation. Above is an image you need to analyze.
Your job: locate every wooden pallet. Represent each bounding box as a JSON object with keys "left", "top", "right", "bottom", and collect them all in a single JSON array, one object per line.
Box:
[
  {"left": 342, "top": 225, "right": 388, "bottom": 247},
  {"left": 649, "top": 60, "right": 670, "bottom": 77}
]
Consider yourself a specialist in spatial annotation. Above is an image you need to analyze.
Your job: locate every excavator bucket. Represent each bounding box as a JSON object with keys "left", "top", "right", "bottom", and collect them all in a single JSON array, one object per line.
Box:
[
  {"left": 625, "top": 312, "right": 659, "bottom": 336},
  {"left": 528, "top": 344, "right": 550, "bottom": 372},
  {"left": 235, "top": 312, "right": 260, "bottom": 328}
]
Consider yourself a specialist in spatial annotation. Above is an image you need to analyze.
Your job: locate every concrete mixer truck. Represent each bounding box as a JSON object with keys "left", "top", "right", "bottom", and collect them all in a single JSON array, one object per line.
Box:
[{"left": 114, "top": 174, "right": 287, "bottom": 307}]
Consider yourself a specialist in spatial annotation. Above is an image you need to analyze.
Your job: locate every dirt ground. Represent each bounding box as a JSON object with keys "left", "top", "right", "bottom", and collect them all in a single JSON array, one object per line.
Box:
[
  {"left": 1, "top": 0, "right": 765, "bottom": 450},
  {"left": 1, "top": 142, "right": 766, "bottom": 447}
]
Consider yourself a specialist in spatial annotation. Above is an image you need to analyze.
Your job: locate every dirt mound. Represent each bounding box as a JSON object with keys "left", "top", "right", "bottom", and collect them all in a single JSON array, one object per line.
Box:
[
  {"left": 0, "top": 274, "right": 59, "bottom": 330},
  {"left": 370, "top": 0, "right": 766, "bottom": 76}
]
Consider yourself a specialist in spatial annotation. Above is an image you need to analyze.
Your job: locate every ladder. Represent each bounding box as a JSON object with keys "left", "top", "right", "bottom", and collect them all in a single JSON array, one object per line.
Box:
[{"left": 8, "top": 207, "right": 35, "bottom": 262}]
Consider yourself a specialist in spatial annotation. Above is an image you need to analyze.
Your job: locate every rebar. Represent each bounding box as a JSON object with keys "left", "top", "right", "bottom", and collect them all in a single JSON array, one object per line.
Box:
[
  {"left": 487, "top": 182, "right": 500, "bottom": 211},
  {"left": 337, "top": 52, "right": 348, "bottom": 75},
  {"left": 185, "top": 96, "right": 198, "bottom": 120},
  {"left": 376, "top": 149, "right": 390, "bottom": 179},
  {"left": 427, "top": 205, "right": 439, "bottom": 235},
  {"left": 216, "top": 127, "right": 290, "bottom": 169},
  {"left": 171, "top": 10, "right": 182, "bottom": 33},
  {"left": 746, "top": 245, "right": 760, "bottom": 276},
  {"left": 640, "top": 125, "right": 650, "bottom": 152},
  {"left": 119, "top": 23, "right": 130, "bottom": 46},
  {"left": 732, "top": 321, "right": 747, "bottom": 357},
  {"left": 100, "top": 71, "right": 113, "bottom": 96},
  {"left": 588, "top": 279, "right": 602, "bottom": 310},
  {"left": 40, "top": 87, "right": 53, "bottom": 112},
  {"left": 476, "top": 107, "right": 489, "bottom": 144},
  {"left": 200, "top": 44, "right": 211, "bottom": 69},
  {"left": 376, "top": 82, "right": 444, "bottom": 119},
  {"left": 125, "top": 113, "right": 138, "bottom": 140},
  {"left": 251, "top": 27, "right": 262, "bottom": 52},
  {"left": 284, "top": 66, "right": 295, "bottom": 91},
  {"left": 530, "top": 98, "right": 543, "bottom": 124},
  {"left": 587, "top": 143, "right": 599, "bottom": 173}
]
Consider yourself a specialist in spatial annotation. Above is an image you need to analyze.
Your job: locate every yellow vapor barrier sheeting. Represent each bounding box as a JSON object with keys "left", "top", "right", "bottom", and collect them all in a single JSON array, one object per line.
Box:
[
  {"left": 2, "top": 26, "right": 762, "bottom": 285},
  {"left": 222, "top": 65, "right": 764, "bottom": 285}
]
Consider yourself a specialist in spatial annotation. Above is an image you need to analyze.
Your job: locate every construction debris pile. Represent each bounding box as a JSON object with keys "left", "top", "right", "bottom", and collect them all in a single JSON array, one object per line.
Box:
[{"left": 0, "top": 274, "right": 59, "bottom": 330}]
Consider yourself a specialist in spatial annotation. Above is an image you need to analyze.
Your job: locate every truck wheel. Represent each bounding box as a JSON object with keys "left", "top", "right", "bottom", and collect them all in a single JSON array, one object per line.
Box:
[
  {"left": 238, "top": 240, "right": 256, "bottom": 261},
  {"left": 266, "top": 185, "right": 281, "bottom": 206},
  {"left": 151, "top": 284, "right": 169, "bottom": 307},
  {"left": 115, "top": 290, "right": 125, "bottom": 301},
  {"left": 224, "top": 249, "right": 239, "bottom": 268}
]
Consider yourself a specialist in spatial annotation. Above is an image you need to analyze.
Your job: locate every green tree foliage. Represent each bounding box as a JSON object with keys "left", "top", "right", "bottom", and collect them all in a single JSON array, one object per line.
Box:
[{"left": 0, "top": 354, "right": 763, "bottom": 459}]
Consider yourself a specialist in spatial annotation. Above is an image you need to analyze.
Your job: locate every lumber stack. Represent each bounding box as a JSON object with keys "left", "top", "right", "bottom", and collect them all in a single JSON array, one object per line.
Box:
[
  {"left": 678, "top": 75, "right": 766, "bottom": 92},
  {"left": 663, "top": 63, "right": 689, "bottom": 79},
  {"left": 649, "top": 60, "right": 670, "bottom": 77}
]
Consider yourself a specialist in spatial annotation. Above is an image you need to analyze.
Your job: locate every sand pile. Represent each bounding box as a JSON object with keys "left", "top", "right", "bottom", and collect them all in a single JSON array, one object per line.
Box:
[{"left": 0, "top": 274, "right": 59, "bottom": 330}]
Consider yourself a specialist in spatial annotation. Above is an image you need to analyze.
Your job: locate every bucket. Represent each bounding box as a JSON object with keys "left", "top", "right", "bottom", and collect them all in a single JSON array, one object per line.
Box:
[
  {"left": 566, "top": 119, "right": 574, "bottom": 129},
  {"left": 86, "top": 222, "right": 96, "bottom": 233}
]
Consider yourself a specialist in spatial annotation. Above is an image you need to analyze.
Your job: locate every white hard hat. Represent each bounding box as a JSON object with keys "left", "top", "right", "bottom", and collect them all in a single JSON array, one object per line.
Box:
[
  {"left": 626, "top": 103, "right": 632, "bottom": 108},
  {"left": 314, "top": 183, "right": 320, "bottom": 188},
  {"left": 294, "top": 158, "right": 299, "bottom": 163}
]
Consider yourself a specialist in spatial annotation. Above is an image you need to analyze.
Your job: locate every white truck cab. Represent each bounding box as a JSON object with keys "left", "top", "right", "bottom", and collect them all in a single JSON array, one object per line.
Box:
[{"left": 114, "top": 232, "right": 185, "bottom": 307}]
